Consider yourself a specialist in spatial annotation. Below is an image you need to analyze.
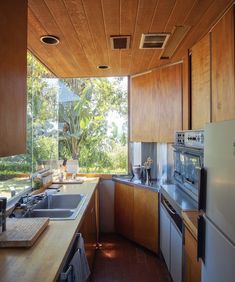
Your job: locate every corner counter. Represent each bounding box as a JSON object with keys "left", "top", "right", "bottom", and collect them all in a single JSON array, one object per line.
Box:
[
  {"left": 112, "top": 175, "right": 161, "bottom": 192},
  {"left": 0, "top": 178, "right": 99, "bottom": 282}
]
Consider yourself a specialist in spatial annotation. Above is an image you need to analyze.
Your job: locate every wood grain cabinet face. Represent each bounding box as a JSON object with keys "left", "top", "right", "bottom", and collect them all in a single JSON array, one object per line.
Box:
[
  {"left": 79, "top": 193, "right": 97, "bottom": 270},
  {"left": 133, "top": 188, "right": 158, "bottom": 253},
  {"left": 184, "top": 227, "right": 201, "bottom": 282},
  {"left": 191, "top": 34, "right": 211, "bottom": 129},
  {"left": 0, "top": 1, "right": 27, "bottom": 157},
  {"left": 130, "top": 63, "right": 182, "bottom": 143},
  {"left": 115, "top": 182, "right": 158, "bottom": 253},
  {"left": 211, "top": 6, "right": 235, "bottom": 122},
  {"left": 115, "top": 182, "right": 134, "bottom": 240}
]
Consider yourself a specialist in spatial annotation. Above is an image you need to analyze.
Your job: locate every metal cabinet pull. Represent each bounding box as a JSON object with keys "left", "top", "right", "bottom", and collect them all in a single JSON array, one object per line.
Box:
[{"left": 162, "top": 198, "right": 176, "bottom": 215}]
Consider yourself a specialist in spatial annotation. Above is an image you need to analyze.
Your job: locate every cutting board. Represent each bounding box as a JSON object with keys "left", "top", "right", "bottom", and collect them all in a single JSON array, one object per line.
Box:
[{"left": 0, "top": 218, "right": 49, "bottom": 248}]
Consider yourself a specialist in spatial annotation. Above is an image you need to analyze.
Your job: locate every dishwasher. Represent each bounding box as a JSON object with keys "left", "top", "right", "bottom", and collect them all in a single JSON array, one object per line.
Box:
[{"left": 160, "top": 194, "right": 183, "bottom": 282}]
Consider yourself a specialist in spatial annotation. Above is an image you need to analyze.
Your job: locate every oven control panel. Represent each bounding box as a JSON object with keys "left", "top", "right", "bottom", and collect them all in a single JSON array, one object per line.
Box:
[{"left": 175, "top": 130, "right": 204, "bottom": 148}]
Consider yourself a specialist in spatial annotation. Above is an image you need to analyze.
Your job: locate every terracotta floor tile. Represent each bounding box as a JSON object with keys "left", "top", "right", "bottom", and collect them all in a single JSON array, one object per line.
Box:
[{"left": 91, "top": 234, "right": 172, "bottom": 282}]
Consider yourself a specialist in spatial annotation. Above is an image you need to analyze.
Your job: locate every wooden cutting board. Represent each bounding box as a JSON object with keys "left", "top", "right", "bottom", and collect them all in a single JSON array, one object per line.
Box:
[{"left": 0, "top": 218, "right": 49, "bottom": 248}]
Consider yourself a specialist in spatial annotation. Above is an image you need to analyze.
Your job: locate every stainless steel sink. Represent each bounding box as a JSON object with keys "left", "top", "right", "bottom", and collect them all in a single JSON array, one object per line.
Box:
[
  {"left": 26, "top": 194, "right": 86, "bottom": 220},
  {"left": 29, "top": 209, "right": 74, "bottom": 218},
  {"left": 33, "top": 194, "right": 84, "bottom": 209}
]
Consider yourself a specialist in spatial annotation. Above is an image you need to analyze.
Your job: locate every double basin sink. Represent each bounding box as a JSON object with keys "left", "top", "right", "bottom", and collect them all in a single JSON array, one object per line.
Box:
[{"left": 25, "top": 194, "right": 86, "bottom": 220}]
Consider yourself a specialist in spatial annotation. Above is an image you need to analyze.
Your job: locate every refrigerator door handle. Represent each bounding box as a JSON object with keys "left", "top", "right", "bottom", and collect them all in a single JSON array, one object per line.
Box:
[
  {"left": 198, "top": 167, "right": 207, "bottom": 211},
  {"left": 197, "top": 215, "right": 205, "bottom": 263}
]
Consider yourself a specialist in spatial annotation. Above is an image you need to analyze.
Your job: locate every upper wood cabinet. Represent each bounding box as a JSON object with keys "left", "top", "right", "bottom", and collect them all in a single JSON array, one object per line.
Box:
[
  {"left": 0, "top": 1, "right": 27, "bottom": 157},
  {"left": 130, "top": 63, "right": 182, "bottom": 143},
  {"left": 191, "top": 34, "right": 211, "bottom": 129},
  {"left": 211, "top": 6, "right": 235, "bottom": 122}
]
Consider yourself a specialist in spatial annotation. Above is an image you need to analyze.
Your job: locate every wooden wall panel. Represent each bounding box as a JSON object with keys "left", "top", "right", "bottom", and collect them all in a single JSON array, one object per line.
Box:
[
  {"left": 0, "top": 1, "right": 27, "bottom": 157},
  {"left": 191, "top": 34, "right": 211, "bottom": 129},
  {"left": 130, "top": 63, "right": 182, "bottom": 142},
  {"left": 182, "top": 53, "right": 190, "bottom": 130},
  {"left": 211, "top": 6, "right": 235, "bottom": 122}
]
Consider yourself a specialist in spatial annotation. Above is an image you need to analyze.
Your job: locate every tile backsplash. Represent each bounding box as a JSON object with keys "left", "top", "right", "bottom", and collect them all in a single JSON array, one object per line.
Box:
[{"left": 129, "top": 142, "right": 174, "bottom": 182}]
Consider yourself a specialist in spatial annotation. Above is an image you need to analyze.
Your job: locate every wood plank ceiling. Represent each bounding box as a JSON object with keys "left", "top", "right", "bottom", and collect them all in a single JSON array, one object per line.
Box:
[{"left": 28, "top": 0, "right": 233, "bottom": 78}]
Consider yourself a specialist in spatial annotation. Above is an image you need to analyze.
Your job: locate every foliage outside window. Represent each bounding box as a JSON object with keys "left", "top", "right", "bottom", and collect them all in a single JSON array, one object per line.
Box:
[
  {"left": 0, "top": 53, "right": 128, "bottom": 200},
  {"left": 59, "top": 78, "right": 128, "bottom": 173}
]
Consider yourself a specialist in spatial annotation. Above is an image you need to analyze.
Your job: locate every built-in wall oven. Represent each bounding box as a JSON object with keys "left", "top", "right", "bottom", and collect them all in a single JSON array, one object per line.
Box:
[
  {"left": 173, "top": 130, "right": 204, "bottom": 203},
  {"left": 160, "top": 129, "right": 204, "bottom": 282}
]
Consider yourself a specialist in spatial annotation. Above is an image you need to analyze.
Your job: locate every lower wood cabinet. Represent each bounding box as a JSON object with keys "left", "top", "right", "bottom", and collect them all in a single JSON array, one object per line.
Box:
[
  {"left": 79, "top": 191, "right": 98, "bottom": 270},
  {"left": 184, "top": 226, "right": 201, "bottom": 282},
  {"left": 115, "top": 182, "right": 158, "bottom": 253}
]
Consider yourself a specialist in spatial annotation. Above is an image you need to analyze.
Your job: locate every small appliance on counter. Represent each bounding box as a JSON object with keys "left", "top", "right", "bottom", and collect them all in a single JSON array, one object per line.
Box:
[{"left": 131, "top": 165, "right": 143, "bottom": 183}]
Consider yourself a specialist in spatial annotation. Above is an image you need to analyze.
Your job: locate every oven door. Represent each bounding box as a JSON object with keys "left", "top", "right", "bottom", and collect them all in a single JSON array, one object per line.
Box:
[
  {"left": 183, "top": 152, "right": 202, "bottom": 197},
  {"left": 173, "top": 150, "right": 184, "bottom": 183}
]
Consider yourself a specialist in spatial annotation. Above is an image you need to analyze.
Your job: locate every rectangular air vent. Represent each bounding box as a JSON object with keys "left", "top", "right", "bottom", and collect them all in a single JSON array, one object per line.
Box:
[
  {"left": 139, "top": 33, "right": 170, "bottom": 49},
  {"left": 110, "top": 36, "right": 130, "bottom": 49}
]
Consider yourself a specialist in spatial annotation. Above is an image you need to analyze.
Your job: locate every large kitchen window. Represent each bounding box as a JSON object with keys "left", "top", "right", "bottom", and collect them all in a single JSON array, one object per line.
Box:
[{"left": 0, "top": 54, "right": 128, "bottom": 200}]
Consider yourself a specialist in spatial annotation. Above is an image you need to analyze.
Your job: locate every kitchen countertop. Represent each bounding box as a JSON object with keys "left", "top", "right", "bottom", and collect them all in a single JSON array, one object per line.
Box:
[
  {"left": 0, "top": 178, "right": 99, "bottom": 282},
  {"left": 160, "top": 184, "right": 198, "bottom": 215},
  {"left": 112, "top": 175, "right": 162, "bottom": 192},
  {"left": 182, "top": 211, "right": 200, "bottom": 239}
]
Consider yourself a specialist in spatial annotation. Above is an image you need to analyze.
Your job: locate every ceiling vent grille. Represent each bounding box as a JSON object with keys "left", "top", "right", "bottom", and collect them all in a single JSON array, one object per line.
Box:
[
  {"left": 139, "top": 33, "right": 170, "bottom": 49},
  {"left": 110, "top": 36, "right": 130, "bottom": 49},
  {"left": 160, "top": 25, "right": 191, "bottom": 59}
]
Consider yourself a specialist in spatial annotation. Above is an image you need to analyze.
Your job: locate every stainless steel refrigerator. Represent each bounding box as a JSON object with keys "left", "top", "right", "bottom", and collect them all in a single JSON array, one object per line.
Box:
[{"left": 198, "top": 120, "right": 235, "bottom": 282}]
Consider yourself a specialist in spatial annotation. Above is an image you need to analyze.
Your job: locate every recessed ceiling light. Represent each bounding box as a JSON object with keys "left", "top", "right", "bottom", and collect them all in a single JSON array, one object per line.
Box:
[
  {"left": 40, "top": 35, "right": 60, "bottom": 45},
  {"left": 97, "top": 65, "right": 110, "bottom": 70}
]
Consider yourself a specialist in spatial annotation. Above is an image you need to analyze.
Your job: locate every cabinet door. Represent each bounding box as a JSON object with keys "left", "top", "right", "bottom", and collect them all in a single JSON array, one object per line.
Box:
[
  {"left": 130, "top": 63, "right": 182, "bottom": 142},
  {"left": 170, "top": 221, "right": 182, "bottom": 282},
  {"left": 79, "top": 193, "right": 97, "bottom": 270},
  {"left": 191, "top": 34, "right": 211, "bottom": 129},
  {"left": 0, "top": 2, "right": 27, "bottom": 157},
  {"left": 115, "top": 182, "right": 134, "bottom": 240},
  {"left": 184, "top": 227, "right": 201, "bottom": 282},
  {"left": 211, "top": 6, "right": 235, "bottom": 122},
  {"left": 160, "top": 204, "right": 171, "bottom": 270},
  {"left": 133, "top": 188, "right": 158, "bottom": 253}
]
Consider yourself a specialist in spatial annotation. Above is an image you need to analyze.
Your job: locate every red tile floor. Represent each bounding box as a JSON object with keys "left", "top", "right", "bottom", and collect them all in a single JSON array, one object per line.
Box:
[{"left": 91, "top": 234, "right": 172, "bottom": 282}]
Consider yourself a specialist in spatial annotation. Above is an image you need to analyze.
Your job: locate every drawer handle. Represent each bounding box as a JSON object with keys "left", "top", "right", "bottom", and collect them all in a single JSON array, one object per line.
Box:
[{"left": 162, "top": 198, "right": 176, "bottom": 215}]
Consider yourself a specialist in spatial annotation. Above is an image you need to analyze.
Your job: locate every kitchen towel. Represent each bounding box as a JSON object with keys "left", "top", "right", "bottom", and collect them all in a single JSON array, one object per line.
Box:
[
  {"left": 77, "top": 234, "right": 90, "bottom": 281},
  {"left": 69, "top": 234, "right": 90, "bottom": 282}
]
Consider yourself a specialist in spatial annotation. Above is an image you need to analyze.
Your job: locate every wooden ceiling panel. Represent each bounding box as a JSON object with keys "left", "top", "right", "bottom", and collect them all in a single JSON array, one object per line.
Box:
[
  {"left": 28, "top": 7, "right": 76, "bottom": 76},
  {"left": 164, "top": 0, "right": 196, "bottom": 31},
  {"left": 149, "top": 0, "right": 176, "bottom": 32},
  {"left": 82, "top": 0, "right": 109, "bottom": 67},
  {"left": 102, "top": 0, "right": 121, "bottom": 74},
  {"left": 174, "top": 0, "right": 234, "bottom": 61},
  {"left": 27, "top": 0, "right": 234, "bottom": 77},
  {"left": 128, "top": 0, "right": 158, "bottom": 74},
  {"left": 120, "top": 0, "right": 139, "bottom": 74}
]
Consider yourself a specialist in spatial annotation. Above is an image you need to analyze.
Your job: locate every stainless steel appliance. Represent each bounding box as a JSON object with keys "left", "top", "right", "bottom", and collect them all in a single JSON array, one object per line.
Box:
[
  {"left": 160, "top": 129, "right": 204, "bottom": 282},
  {"left": 198, "top": 120, "right": 235, "bottom": 282}
]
